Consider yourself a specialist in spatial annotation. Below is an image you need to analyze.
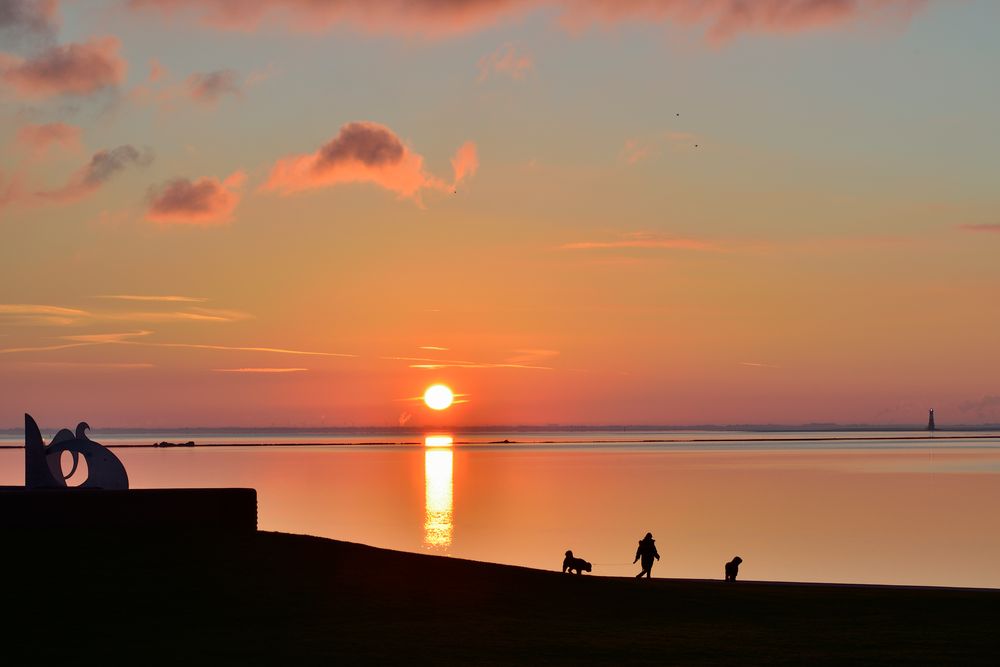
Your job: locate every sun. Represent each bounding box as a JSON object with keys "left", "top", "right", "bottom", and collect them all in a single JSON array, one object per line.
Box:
[{"left": 423, "top": 384, "right": 455, "bottom": 411}]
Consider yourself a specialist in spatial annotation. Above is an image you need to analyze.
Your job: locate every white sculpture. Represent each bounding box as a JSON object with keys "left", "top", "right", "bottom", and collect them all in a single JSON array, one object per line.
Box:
[{"left": 24, "top": 414, "right": 129, "bottom": 489}]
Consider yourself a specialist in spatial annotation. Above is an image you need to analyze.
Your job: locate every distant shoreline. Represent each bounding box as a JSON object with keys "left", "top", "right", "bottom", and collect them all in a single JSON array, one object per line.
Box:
[{"left": 2, "top": 432, "right": 999, "bottom": 449}]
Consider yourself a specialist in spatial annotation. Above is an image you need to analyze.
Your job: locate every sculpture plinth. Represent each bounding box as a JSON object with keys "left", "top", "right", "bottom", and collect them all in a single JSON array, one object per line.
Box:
[{"left": 5, "top": 414, "right": 257, "bottom": 534}]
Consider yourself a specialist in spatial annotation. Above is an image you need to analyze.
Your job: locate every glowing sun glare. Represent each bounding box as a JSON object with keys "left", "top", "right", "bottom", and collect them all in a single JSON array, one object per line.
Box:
[{"left": 423, "top": 384, "right": 454, "bottom": 411}]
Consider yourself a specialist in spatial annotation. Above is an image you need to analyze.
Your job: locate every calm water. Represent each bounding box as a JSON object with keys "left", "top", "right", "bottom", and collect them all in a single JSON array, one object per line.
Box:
[{"left": 3, "top": 428, "right": 1000, "bottom": 588}]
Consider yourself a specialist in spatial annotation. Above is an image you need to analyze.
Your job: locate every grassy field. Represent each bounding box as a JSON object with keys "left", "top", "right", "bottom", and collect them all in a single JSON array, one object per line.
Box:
[{"left": 4, "top": 531, "right": 998, "bottom": 664}]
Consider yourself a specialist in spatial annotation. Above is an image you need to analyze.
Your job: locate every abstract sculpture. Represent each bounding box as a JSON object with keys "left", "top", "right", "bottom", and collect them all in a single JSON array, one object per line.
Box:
[{"left": 24, "top": 414, "right": 129, "bottom": 490}]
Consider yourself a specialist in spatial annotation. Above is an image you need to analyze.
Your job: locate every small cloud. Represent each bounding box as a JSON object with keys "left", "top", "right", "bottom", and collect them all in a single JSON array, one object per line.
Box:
[
  {"left": 0, "top": 36, "right": 126, "bottom": 99},
  {"left": 419, "top": 346, "right": 449, "bottom": 351},
  {"left": 559, "top": 232, "right": 718, "bottom": 251},
  {"left": 24, "top": 361, "right": 154, "bottom": 369},
  {"left": 450, "top": 141, "right": 479, "bottom": 190},
  {"left": 94, "top": 295, "right": 208, "bottom": 303},
  {"left": 37, "top": 144, "right": 154, "bottom": 203},
  {"left": 16, "top": 122, "right": 81, "bottom": 156},
  {"left": 62, "top": 331, "right": 153, "bottom": 343},
  {"left": 185, "top": 68, "right": 241, "bottom": 105},
  {"left": 146, "top": 171, "right": 244, "bottom": 224},
  {"left": 262, "top": 121, "right": 477, "bottom": 203},
  {"left": 101, "top": 307, "right": 250, "bottom": 323},
  {"left": 212, "top": 367, "right": 308, "bottom": 373},
  {"left": 478, "top": 43, "right": 533, "bottom": 81},
  {"left": 620, "top": 139, "right": 652, "bottom": 165},
  {"left": 958, "top": 224, "right": 1000, "bottom": 233},
  {"left": 740, "top": 361, "right": 780, "bottom": 369},
  {"left": 0, "top": 303, "right": 89, "bottom": 325},
  {"left": 620, "top": 131, "right": 702, "bottom": 165}
]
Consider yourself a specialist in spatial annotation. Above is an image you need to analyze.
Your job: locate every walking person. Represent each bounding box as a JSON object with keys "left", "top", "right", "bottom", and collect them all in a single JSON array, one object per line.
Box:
[{"left": 633, "top": 532, "right": 660, "bottom": 578}]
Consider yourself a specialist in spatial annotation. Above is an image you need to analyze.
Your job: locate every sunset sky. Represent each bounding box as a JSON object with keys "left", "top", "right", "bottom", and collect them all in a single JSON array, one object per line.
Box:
[{"left": 1, "top": 0, "right": 998, "bottom": 427}]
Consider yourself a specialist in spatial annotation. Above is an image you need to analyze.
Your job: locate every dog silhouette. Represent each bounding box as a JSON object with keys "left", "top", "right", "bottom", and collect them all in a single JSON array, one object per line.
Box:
[
  {"left": 562, "top": 550, "right": 592, "bottom": 575},
  {"left": 725, "top": 556, "right": 743, "bottom": 581}
]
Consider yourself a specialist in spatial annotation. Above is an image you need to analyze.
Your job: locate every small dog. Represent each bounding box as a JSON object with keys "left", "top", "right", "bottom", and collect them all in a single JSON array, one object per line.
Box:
[
  {"left": 562, "top": 550, "right": 592, "bottom": 575},
  {"left": 725, "top": 556, "right": 743, "bottom": 581}
]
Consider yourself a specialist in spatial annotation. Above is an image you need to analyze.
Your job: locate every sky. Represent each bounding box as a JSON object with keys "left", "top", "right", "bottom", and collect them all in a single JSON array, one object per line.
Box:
[{"left": 1, "top": 0, "right": 998, "bottom": 428}]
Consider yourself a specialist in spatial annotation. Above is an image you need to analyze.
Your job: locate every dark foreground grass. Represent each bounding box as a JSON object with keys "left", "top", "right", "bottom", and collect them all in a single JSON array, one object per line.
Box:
[{"left": 3, "top": 531, "right": 998, "bottom": 665}]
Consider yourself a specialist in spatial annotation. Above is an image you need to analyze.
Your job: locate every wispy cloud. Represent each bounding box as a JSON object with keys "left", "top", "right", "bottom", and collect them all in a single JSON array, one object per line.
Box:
[
  {"left": 23, "top": 361, "right": 154, "bottom": 369},
  {"left": 560, "top": 232, "right": 719, "bottom": 251},
  {"left": 37, "top": 145, "right": 154, "bottom": 203},
  {"left": 740, "top": 361, "right": 780, "bottom": 369},
  {"left": 419, "top": 346, "right": 449, "bottom": 351},
  {"left": 62, "top": 331, "right": 153, "bottom": 343},
  {"left": 136, "top": 342, "right": 356, "bottom": 357},
  {"left": 478, "top": 43, "right": 533, "bottom": 81},
  {"left": 383, "top": 355, "right": 553, "bottom": 370},
  {"left": 212, "top": 367, "right": 308, "bottom": 373},
  {"left": 0, "top": 303, "right": 89, "bottom": 325},
  {"left": 94, "top": 295, "right": 208, "bottom": 303}
]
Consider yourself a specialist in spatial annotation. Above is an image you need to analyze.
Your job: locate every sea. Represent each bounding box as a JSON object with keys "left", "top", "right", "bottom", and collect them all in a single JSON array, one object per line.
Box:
[{"left": 3, "top": 426, "right": 999, "bottom": 588}]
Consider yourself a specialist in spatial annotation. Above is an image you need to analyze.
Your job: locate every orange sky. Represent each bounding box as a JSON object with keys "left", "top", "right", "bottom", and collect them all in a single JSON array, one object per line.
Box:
[{"left": 1, "top": 0, "right": 999, "bottom": 427}]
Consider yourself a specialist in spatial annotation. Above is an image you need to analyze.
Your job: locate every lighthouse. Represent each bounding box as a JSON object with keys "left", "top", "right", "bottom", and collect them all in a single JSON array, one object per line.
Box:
[{"left": 927, "top": 409, "right": 936, "bottom": 432}]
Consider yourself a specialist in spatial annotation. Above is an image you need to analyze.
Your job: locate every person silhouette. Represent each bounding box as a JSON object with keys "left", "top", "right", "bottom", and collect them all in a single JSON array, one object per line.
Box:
[{"left": 633, "top": 532, "right": 660, "bottom": 578}]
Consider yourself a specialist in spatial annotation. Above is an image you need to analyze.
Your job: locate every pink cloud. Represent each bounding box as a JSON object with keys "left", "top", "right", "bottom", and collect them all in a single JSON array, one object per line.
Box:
[
  {"left": 478, "top": 43, "right": 534, "bottom": 81},
  {"left": 147, "top": 171, "right": 245, "bottom": 224},
  {"left": 620, "top": 139, "right": 652, "bottom": 165},
  {"left": 450, "top": 141, "right": 479, "bottom": 189},
  {"left": 16, "top": 122, "right": 81, "bottom": 155},
  {"left": 127, "top": 1, "right": 927, "bottom": 41},
  {"left": 262, "top": 121, "right": 476, "bottom": 202},
  {"left": 0, "top": 37, "right": 126, "bottom": 98}
]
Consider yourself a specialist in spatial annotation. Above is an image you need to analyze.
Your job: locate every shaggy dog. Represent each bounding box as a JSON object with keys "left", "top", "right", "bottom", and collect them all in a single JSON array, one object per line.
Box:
[
  {"left": 562, "top": 550, "right": 592, "bottom": 575},
  {"left": 725, "top": 556, "right": 743, "bottom": 581}
]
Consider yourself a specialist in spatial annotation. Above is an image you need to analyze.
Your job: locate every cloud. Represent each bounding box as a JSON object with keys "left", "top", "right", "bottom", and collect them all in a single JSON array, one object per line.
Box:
[
  {"left": 450, "top": 141, "right": 479, "bottom": 189},
  {"left": 382, "top": 354, "right": 554, "bottom": 370},
  {"left": 0, "top": 37, "right": 126, "bottom": 99},
  {"left": 262, "top": 121, "right": 476, "bottom": 202},
  {"left": 0, "top": 303, "right": 88, "bottom": 326},
  {"left": 134, "top": 342, "right": 357, "bottom": 357},
  {"left": 478, "top": 43, "right": 533, "bottom": 81},
  {"left": 560, "top": 232, "right": 718, "bottom": 251},
  {"left": 94, "top": 295, "right": 208, "bottom": 303},
  {"left": 212, "top": 367, "right": 308, "bottom": 373},
  {"left": 37, "top": 144, "right": 153, "bottom": 202},
  {"left": 0, "top": 0, "right": 58, "bottom": 48},
  {"left": 100, "top": 307, "right": 251, "bottom": 323},
  {"left": 147, "top": 171, "right": 245, "bottom": 224},
  {"left": 24, "top": 361, "right": 154, "bottom": 369},
  {"left": 958, "top": 224, "right": 1000, "bottom": 233},
  {"left": 185, "top": 68, "right": 241, "bottom": 104},
  {"left": 620, "top": 131, "right": 701, "bottom": 165},
  {"left": 62, "top": 331, "right": 153, "bottom": 343},
  {"left": 126, "top": 1, "right": 927, "bottom": 42},
  {"left": 16, "top": 122, "right": 81, "bottom": 156}
]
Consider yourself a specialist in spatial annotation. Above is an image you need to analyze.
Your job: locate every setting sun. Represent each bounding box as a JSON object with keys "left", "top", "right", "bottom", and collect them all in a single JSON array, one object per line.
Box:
[{"left": 423, "top": 385, "right": 455, "bottom": 411}]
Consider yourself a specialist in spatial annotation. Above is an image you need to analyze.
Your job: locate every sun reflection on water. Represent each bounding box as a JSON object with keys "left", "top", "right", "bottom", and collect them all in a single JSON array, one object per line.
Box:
[{"left": 423, "top": 435, "right": 454, "bottom": 550}]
